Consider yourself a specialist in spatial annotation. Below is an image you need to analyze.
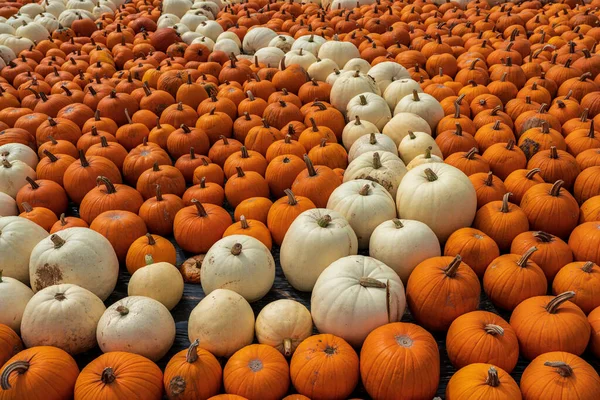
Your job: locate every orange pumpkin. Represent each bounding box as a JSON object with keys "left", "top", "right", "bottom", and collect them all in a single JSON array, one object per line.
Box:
[
  {"left": 552, "top": 261, "right": 600, "bottom": 314},
  {"left": 233, "top": 197, "right": 273, "bottom": 225},
  {"left": 473, "top": 192, "right": 529, "bottom": 250},
  {"left": 50, "top": 213, "right": 89, "bottom": 233},
  {"left": 90, "top": 210, "right": 147, "bottom": 261},
  {"left": 443, "top": 228, "right": 500, "bottom": 278},
  {"left": 291, "top": 155, "right": 340, "bottom": 208},
  {"left": 182, "top": 177, "right": 225, "bottom": 207},
  {"left": 63, "top": 151, "right": 122, "bottom": 204},
  {"left": 79, "top": 176, "right": 144, "bottom": 224},
  {"left": 125, "top": 233, "right": 177, "bottom": 275},
  {"left": 136, "top": 162, "right": 187, "bottom": 200},
  {"left": 469, "top": 171, "right": 506, "bottom": 209},
  {"left": 267, "top": 190, "right": 316, "bottom": 246},
  {"left": 0, "top": 325, "right": 22, "bottom": 369},
  {"left": 503, "top": 168, "right": 544, "bottom": 205},
  {"left": 589, "top": 306, "right": 600, "bottom": 358},
  {"left": 15, "top": 177, "right": 68, "bottom": 217},
  {"left": 173, "top": 199, "right": 231, "bottom": 254},
  {"left": 224, "top": 167, "right": 270, "bottom": 208},
  {"left": 445, "top": 364, "right": 521, "bottom": 400},
  {"left": 18, "top": 202, "right": 57, "bottom": 232},
  {"left": 223, "top": 216, "right": 272, "bottom": 250},
  {"left": 510, "top": 230, "right": 573, "bottom": 281},
  {"left": 568, "top": 221, "right": 600, "bottom": 265}
]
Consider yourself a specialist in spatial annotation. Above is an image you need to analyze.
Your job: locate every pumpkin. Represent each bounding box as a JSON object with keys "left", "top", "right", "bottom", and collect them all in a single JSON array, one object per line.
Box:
[
  {"left": 63, "top": 151, "right": 122, "bottom": 204},
  {"left": 255, "top": 299, "right": 312, "bottom": 357},
  {"left": 188, "top": 289, "right": 255, "bottom": 358},
  {"left": 264, "top": 155, "right": 308, "bottom": 200},
  {"left": 0, "top": 346, "right": 79, "bottom": 400},
  {"left": 473, "top": 193, "right": 530, "bottom": 250},
  {"left": 90, "top": 210, "right": 147, "bottom": 262},
  {"left": 223, "top": 147, "right": 266, "bottom": 179},
  {"left": 520, "top": 352, "right": 600, "bottom": 400},
  {"left": 223, "top": 216, "right": 272, "bottom": 250},
  {"left": 125, "top": 233, "right": 177, "bottom": 275},
  {"left": 20, "top": 283, "right": 105, "bottom": 355},
  {"left": 0, "top": 271, "right": 33, "bottom": 333},
  {"left": 407, "top": 255, "right": 480, "bottom": 331},
  {"left": 291, "top": 155, "right": 341, "bottom": 208},
  {"left": 469, "top": 172, "right": 506, "bottom": 209},
  {"left": 344, "top": 151, "right": 407, "bottom": 200},
  {"left": 128, "top": 255, "right": 184, "bottom": 311},
  {"left": 79, "top": 176, "right": 144, "bottom": 224},
  {"left": 267, "top": 190, "right": 315, "bottom": 246},
  {"left": 510, "top": 231, "right": 573, "bottom": 281},
  {"left": 589, "top": 306, "right": 600, "bottom": 358},
  {"left": 527, "top": 147, "right": 580, "bottom": 189},
  {"left": 0, "top": 158, "right": 36, "bottom": 198},
  {"left": 568, "top": 222, "right": 600, "bottom": 265},
  {"left": 280, "top": 208, "right": 358, "bottom": 292},
  {"left": 552, "top": 262, "right": 600, "bottom": 314},
  {"left": 0, "top": 216, "right": 48, "bottom": 284},
  {"left": 348, "top": 133, "right": 397, "bottom": 163},
  {"left": 201, "top": 235, "right": 274, "bottom": 303},
  {"left": 311, "top": 255, "right": 406, "bottom": 347},
  {"left": 224, "top": 167, "right": 270, "bottom": 209},
  {"left": 15, "top": 177, "right": 67, "bottom": 217},
  {"left": 136, "top": 162, "right": 187, "bottom": 200},
  {"left": 163, "top": 340, "right": 222, "bottom": 400},
  {"left": 443, "top": 228, "right": 500, "bottom": 278},
  {"left": 18, "top": 202, "right": 57, "bottom": 232},
  {"left": 75, "top": 352, "right": 164, "bottom": 400},
  {"left": 233, "top": 197, "right": 273, "bottom": 225},
  {"left": 510, "top": 291, "right": 591, "bottom": 360},
  {"left": 446, "top": 364, "right": 522, "bottom": 400},
  {"left": 504, "top": 168, "right": 544, "bottom": 205},
  {"left": 173, "top": 200, "right": 231, "bottom": 254},
  {"left": 122, "top": 140, "right": 172, "bottom": 185},
  {"left": 290, "top": 334, "right": 359, "bottom": 400},
  {"left": 223, "top": 344, "right": 290, "bottom": 400},
  {"left": 0, "top": 325, "right": 22, "bottom": 368},
  {"left": 96, "top": 296, "right": 176, "bottom": 362}
]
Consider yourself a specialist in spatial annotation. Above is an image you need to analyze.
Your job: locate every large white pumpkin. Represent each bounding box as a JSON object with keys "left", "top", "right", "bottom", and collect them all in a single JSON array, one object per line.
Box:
[
  {"left": 343, "top": 58, "right": 371, "bottom": 73},
  {"left": 368, "top": 62, "right": 410, "bottom": 93},
  {"left": 181, "top": 10, "right": 209, "bottom": 31},
  {"left": 268, "top": 35, "right": 294, "bottom": 53},
  {"left": 21, "top": 283, "right": 105, "bottom": 354},
  {"left": 292, "top": 34, "right": 326, "bottom": 56},
  {"left": 254, "top": 46, "right": 285, "bottom": 67},
  {"left": 396, "top": 163, "right": 477, "bottom": 242},
  {"left": 344, "top": 151, "right": 407, "bottom": 200},
  {"left": 255, "top": 299, "right": 313, "bottom": 356},
  {"left": 369, "top": 219, "right": 441, "bottom": 284},
  {"left": 201, "top": 235, "right": 275, "bottom": 303},
  {"left": 383, "top": 79, "right": 423, "bottom": 111},
  {"left": 342, "top": 116, "right": 380, "bottom": 150},
  {"left": 311, "top": 255, "right": 406, "bottom": 347},
  {"left": 127, "top": 256, "right": 184, "bottom": 310},
  {"left": 0, "top": 159, "right": 36, "bottom": 198},
  {"left": 242, "top": 27, "right": 278, "bottom": 54},
  {"left": 0, "top": 192, "right": 17, "bottom": 216},
  {"left": 382, "top": 112, "right": 432, "bottom": 148},
  {"left": 330, "top": 70, "right": 380, "bottom": 115},
  {"left": 29, "top": 227, "right": 119, "bottom": 300},
  {"left": 326, "top": 180, "right": 396, "bottom": 249},
  {"left": 0, "top": 270, "right": 34, "bottom": 332},
  {"left": 398, "top": 131, "right": 443, "bottom": 165},
  {"left": 348, "top": 132, "right": 398, "bottom": 162},
  {"left": 307, "top": 58, "right": 339, "bottom": 83},
  {"left": 283, "top": 48, "right": 317, "bottom": 71},
  {"left": 0, "top": 143, "right": 39, "bottom": 169},
  {"left": 15, "top": 21, "right": 49, "bottom": 43},
  {"left": 317, "top": 37, "right": 360, "bottom": 69},
  {"left": 188, "top": 289, "right": 254, "bottom": 357},
  {"left": 195, "top": 20, "right": 223, "bottom": 41},
  {"left": 0, "top": 216, "right": 48, "bottom": 284},
  {"left": 280, "top": 208, "right": 358, "bottom": 292},
  {"left": 406, "top": 148, "right": 444, "bottom": 170},
  {"left": 0, "top": 45, "right": 16, "bottom": 64},
  {"left": 162, "top": 0, "right": 192, "bottom": 17},
  {"left": 96, "top": 296, "right": 176, "bottom": 361},
  {"left": 393, "top": 91, "right": 444, "bottom": 129},
  {"left": 346, "top": 92, "right": 391, "bottom": 131}
]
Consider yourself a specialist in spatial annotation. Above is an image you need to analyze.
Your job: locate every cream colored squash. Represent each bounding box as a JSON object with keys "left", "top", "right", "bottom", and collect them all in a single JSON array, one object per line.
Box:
[
  {"left": 346, "top": 92, "right": 391, "bottom": 131},
  {"left": 172, "top": 22, "right": 190, "bottom": 35},
  {"left": 342, "top": 115, "right": 379, "bottom": 150},
  {"left": 311, "top": 255, "right": 406, "bottom": 347},
  {"left": 398, "top": 131, "right": 443, "bottom": 165},
  {"left": 393, "top": 90, "right": 444, "bottom": 129},
  {"left": 280, "top": 208, "right": 358, "bottom": 292},
  {"left": 343, "top": 58, "right": 371, "bottom": 73},
  {"left": 29, "top": 227, "right": 119, "bottom": 300},
  {"left": 317, "top": 36, "right": 360, "bottom": 69},
  {"left": 0, "top": 143, "right": 38, "bottom": 169},
  {"left": 254, "top": 46, "right": 285, "bottom": 67},
  {"left": 242, "top": 27, "right": 278, "bottom": 54},
  {"left": 283, "top": 48, "right": 317, "bottom": 71},
  {"left": 344, "top": 151, "right": 407, "bottom": 200},
  {"left": 182, "top": 31, "right": 203, "bottom": 45},
  {"left": 21, "top": 283, "right": 105, "bottom": 354},
  {"left": 217, "top": 31, "right": 242, "bottom": 47},
  {"left": 15, "top": 22, "right": 49, "bottom": 44},
  {"left": 0, "top": 192, "right": 17, "bottom": 216},
  {"left": 127, "top": 255, "right": 184, "bottom": 310},
  {"left": 268, "top": 35, "right": 294, "bottom": 53},
  {"left": 180, "top": 10, "right": 208, "bottom": 31},
  {"left": 162, "top": 0, "right": 192, "bottom": 18},
  {"left": 201, "top": 235, "right": 275, "bottom": 303},
  {"left": 382, "top": 112, "right": 432, "bottom": 148},
  {"left": 396, "top": 163, "right": 477, "bottom": 242},
  {"left": 0, "top": 216, "right": 48, "bottom": 284},
  {"left": 255, "top": 299, "right": 313, "bottom": 356},
  {"left": 96, "top": 296, "right": 175, "bottom": 361},
  {"left": 188, "top": 288, "right": 254, "bottom": 357},
  {"left": 368, "top": 62, "right": 410, "bottom": 93},
  {"left": 348, "top": 132, "right": 397, "bottom": 162},
  {"left": 307, "top": 58, "right": 339, "bottom": 82},
  {"left": 383, "top": 78, "right": 423, "bottom": 111},
  {"left": 292, "top": 34, "right": 326, "bottom": 56},
  {"left": 406, "top": 147, "right": 444, "bottom": 170},
  {"left": 325, "top": 68, "right": 343, "bottom": 85},
  {"left": 0, "top": 270, "right": 33, "bottom": 332},
  {"left": 212, "top": 38, "right": 238, "bottom": 55},
  {"left": 330, "top": 70, "right": 380, "bottom": 114},
  {"left": 194, "top": 20, "right": 223, "bottom": 41},
  {"left": 369, "top": 219, "right": 441, "bottom": 284},
  {"left": 326, "top": 180, "right": 396, "bottom": 249},
  {"left": 0, "top": 159, "right": 36, "bottom": 198}
]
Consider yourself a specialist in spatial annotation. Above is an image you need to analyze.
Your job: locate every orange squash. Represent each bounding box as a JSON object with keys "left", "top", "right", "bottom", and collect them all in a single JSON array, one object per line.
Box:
[
  {"left": 552, "top": 261, "right": 600, "bottom": 314},
  {"left": 473, "top": 192, "right": 530, "bottom": 250},
  {"left": 443, "top": 228, "right": 500, "bottom": 278},
  {"left": 267, "top": 190, "right": 316, "bottom": 246},
  {"left": 79, "top": 176, "right": 144, "bottom": 224},
  {"left": 291, "top": 155, "right": 340, "bottom": 208},
  {"left": 173, "top": 200, "right": 231, "bottom": 254},
  {"left": 90, "top": 210, "right": 147, "bottom": 261},
  {"left": 223, "top": 216, "right": 272, "bottom": 250},
  {"left": 445, "top": 364, "right": 521, "bottom": 400},
  {"left": 0, "top": 325, "right": 22, "bottom": 369},
  {"left": 233, "top": 197, "right": 273, "bottom": 225},
  {"left": 125, "top": 233, "right": 177, "bottom": 275}
]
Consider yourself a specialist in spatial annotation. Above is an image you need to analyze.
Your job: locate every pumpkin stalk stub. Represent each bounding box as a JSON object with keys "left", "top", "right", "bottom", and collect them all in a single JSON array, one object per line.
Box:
[
  {"left": 582, "top": 262, "right": 595, "bottom": 273},
  {"left": 517, "top": 246, "right": 538, "bottom": 267},
  {"left": 116, "top": 305, "right": 129, "bottom": 316},
  {"left": 485, "top": 367, "right": 500, "bottom": 387},
  {"left": 100, "top": 367, "right": 116, "bottom": 384},
  {"left": 1, "top": 361, "right": 30, "bottom": 390},
  {"left": 186, "top": 339, "right": 200, "bottom": 363},
  {"left": 359, "top": 277, "right": 387, "bottom": 288},
  {"left": 50, "top": 234, "right": 66, "bottom": 249},
  {"left": 191, "top": 199, "right": 208, "bottom": 217},
  {"left": 545, "top": 291, "right": 576, "bottom": 314},
  {"left": 550, "top": 180, "right": 565, "bottom": 197},
  {"left": 484, "top": 324, "right": 504, "bottom": 335},
  {"left": 317, "top": 214, "right": 332, "bottom": 228},
  {"left": 443, "top": 255, "right": 462, "bottom": 277},
  {"left": 231, "top": 243, "right": 243, "bottom": 256},
  {"left": 544, "top": 361, "right": 573, "bottom": 377},
  {"left": 424, "top": 168, "right": 438, "bottom": 182}
]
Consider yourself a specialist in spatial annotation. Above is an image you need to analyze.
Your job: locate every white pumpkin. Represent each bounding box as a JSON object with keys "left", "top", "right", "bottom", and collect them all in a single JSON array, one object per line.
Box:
[
  {"left": 396, "top": 163, "right": 477, "bottom": 242},
  {"left": 242, "top": 27, "right": 278, "bottom": 54},
  {"left": 307, "top": 58, "right": 338, "bottom": 82},
  {"left": 254, "top": 46, "right": 285, "bottom": 67},
  {"left": 127, "top": 256, "right": 184, "bottom": 310},
  {"left": 0, "top": 35, "right": 32, "bottom": 56},
  {"left": 157, "top": 13, "right": 180, "bottom": 28},
  {"left": 326, "top": 180, "right": 396, "bottom": 249},
  {"left": 291, "top": 34, "right": 325, "bottom": 56},
  {"left": 201, "top": 235, "right": 275, "bottom": 303},
  {"left": 92, "top": 4, "right": 113, "bottom": 18},
  {"left": 255, "top": 299, "right": 313, "bottom": 356},
  {"left": 406, "top": 147, "right": 444, "bottom": 170},
  {"left": 268, "top": 35, "right": 294, "bottom": 53},
  {"left": 20, "top": 3, "right": 45, "bottom": 18},
  {"left": 162, "top": 0, "right": 192, "bottom": 17},
  {"left": 188, "top": 288, "right": 254, "bottom": 357},
  {"left": 182, "top": 31, "right": 203, "bottom": 45},
  {"left": 0, "top": 45, "right": 16, "bottom": 64},
  {"left": 280, "top": 208, "right": 358, "bottom": 292},
  {"left": 0, "top": 270, "right": 33, "bottom": 332},
  {"left": 330, "top": 70, "right": 380, "bottom": 115},
  {"left": 325, "top": 68, "right": 343, "bottom": 85},
  {"left": 191, "top": 35, "right": 215, "bottom": 51},
  {"left": 0, "top": 24, "right": 14, "bottom": 36},
  {"left": 342, "top": 116, "right": 380, "bottom": 150},
  {"left": 344, "top": 151, "right": 407, "bottom": 200},
  {"left": 369, "top": 219, "right": 441, "bottom": 284},
  {"left": 217, "top": 31, "right": 242, "bottom": 47},
  {"left": 66, "top": 0, "right": 95, "bottom": 11},
  {"left": 383, "top": 79, "right": 423, "bottom": 111},
  {"left": 0, "top": 143, "right": 38, "bottom": 169},
  {"left": 317, "top": 36, "right": 360, "bottom": 69},
  {"left": 348, "top": 132, "right": 397, "bottom": 162},
  {"left": 58, "top": 10, "right": 95, "bottom": 28},
  {"left": 29, "top": 227, "right": 119, "bottom": 300},
  {"left": 172, "top": 22, "right": 190, "bottom": 35},
  {"left": 382, "top": 112, "right": 432, "bottom": 148},
  {"left": 283, "top": 48, "right": 317, "bottom": 71},
  {"left": 21, "top": 283, "right": 105, "bottom": 354},
  {"left": 311, "top": 255, "right": 406, "bottom": 347},
  {"left": 346, "top": 92, "right": 392, "bottom": 131},
  {"left": 181, "top": 10, "right": 209, "bottom": 31},
  {"left": 0, "top": 192, "right": 17, "bottom": 216},
  {"left": 393, "top": 90, "right": 444, "bottom": 129},
  {"left": 96, "top": 296, "right": 175, "bottom": 361},
  {"left": 368, "top": 62, "right": 411, "bottom": 92},
  {"left": 0, "top": 216, "right": 48, "bottom": 284},
  {"left": 398, "top": 131, "right": 443, "bottom": 165},
  {"left": 35, "top": 14, "right": 60, "bottom": 32},
  {"left": 6, "top": 15, "right": 32, "bottom": 29},
  {"left": 45, "top": 1, "right": 66, "bottom": 17},
  {"left": 191, "top": 1, "right": 219, "bottom": 18},
  {"left": 195, "top": 20, "right": 223, "bottom": 41},
  {"left": 212, "top": 38, "right": 239, "bottom": 55},
  {"left": 330, "top": 0, "right": 376, "bottom": 8},
  {"left": 0, "top": 159, "right": 36, "bottom": 199},
  {"left": 343, "top": 57, "right": 371, "bottom": 73}
]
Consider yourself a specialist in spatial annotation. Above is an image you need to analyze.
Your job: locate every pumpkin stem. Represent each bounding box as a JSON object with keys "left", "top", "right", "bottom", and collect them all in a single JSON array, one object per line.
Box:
[
  {"left": 283, "top": 338, "right": 293, "bottom": 357},
  {"left": 304, "top": 155, "right": 317, "bottom": 177},
  {"left": 369, "top": 132, "right": 378, "bottom": 144},
  {"left": 191, "top": 199, "right": 208, "bottom": 217},
  {"left": 317, "top": 214, "right": 332, "bottom": 228},
  {"left": 550, "top": 180, "right": 564, "bottom": 197},
  {"left": 359, "top": 184, "right": 370, "bottom": 196},
  {"left": 484, "top": 171, "right": 494, "bottom": 187},
  {"left": 186, "top": 339, "right": 200, "bottom": 363},
  {"left": 443, "top": 255, "right": 462, "bottom": 277},
  {"left": 484, "top": 324, "right": 504, "bottom": 335},
  {"left": 144, "top": 254, "right": 155, "bottom": 265},
  {"left": 505, "top": 140, "right": 515, "bottom": 150},
  {"left": 500, "top": 192, "right": 513, "bottom": 213},
  {"left": 43, "top": 150, "right": 58, "bottom": 162},
  {"left": 412, "top": 90, "right": 420, "bottom": 101},
  {"left": 525, "top": 168, "right": 541, "bottom": 180},
  {"left": 116, "top": 305, "right": 129, "bottom": 316},
  {"left": 549, "top": 146, "right": 558, "bottom": 159},
  {"left": 284, "top": 189, "right": 297, "bottom": 205},
  {"left": 372, "top": 152, "right": 382, "bottom": 169},
  {"left": 101, "top": 367, "right": 116, "bottom": 384},
  {"left": 485, "top": 367, "right": 500, "bottom": 387},
  {"left": 50, "top": 234, "right": 66, "bottom": 249},
  {"left": 239, "top": 215, "right": 249, "bottom": 229},
  {"left": 79, "top": 149, "right": 89, "bottom": 167},
  {"left": 359, "top": 277, "right": 387, "bottom": 288},
  {"left": 588, "top": 120, "right": 595, "bottom": 138},
  {"left": 235, "top": 166, "right": 245, "bottom": 178},
  {"left": 0, "top": 361, "right": 30, "bottom": 390},
  {"left": 59, "top": 213, "right": 67, "bottom": 227},
  {"left": 424, "top": 168, "right": 438, "bottom": 182},
  {"left": 155, "top": 185, "right": 163, "bottom": 202},
  {"left": 145, "top": 233, "right": 156, "bottom": 246},
  {"left": 25, "top": 176, "right": 39, "bottom": 190},
  {"left": 407, "top": 131, "right": 416, "bottom": 140},
  {"left": 359, "top": 94, "right": 368, "bottom": 106},
  {"left": 582, "top": 261, "right": 595, "bottom": 273},
  {"left": 517, "top": 246, "right": 537, "bottom": 268},
  {"left": 545, "top": 291, "right": 576, "bottom": 314},
  {"left": 96, "top": 176, "right": 116, "bottom": 194},
  {"left": 21, "top": 202, "right": 32, "bottom": 213},
  {"left": 423, "top": 146, "right": 432, "bottom": 159},
  {"left": 240, "top": 146, "right": 249, "bottom": 159},
  {"left": 392, "top": 218, "right": 404, "bottom": 229},
  {"left": 544, "top": 361, "right": 573, "bottom": 377},
  {"left": 231, "top": 243, "right": 243, "bottom": 255}
]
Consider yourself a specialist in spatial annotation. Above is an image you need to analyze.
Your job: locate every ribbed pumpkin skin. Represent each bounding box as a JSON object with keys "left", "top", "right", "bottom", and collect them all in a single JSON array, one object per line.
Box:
[
  {"left": 589, "top": 306, "right": 600, "bottom": 358},
  {"left": 0, "top": 346, "right": 79, "bottom": 400},
  {"left": 510, "top": 231, "right": 573, "bottom": 281},
  {"left": 360, "top": 322, "right": 440, "bottom": 400},
  {"left": 0, "top": 325, "right": 22, "bottom": 368},
  {"left": 443, "top": 228, "right": 500, "bottom": 278},
  {"left": 446, "top": 363, "right": 522, "bottom": 400},
  {"left": 224, "top": 344, "right": 289, "bottom": 400},
  {"left": 74, "top": 352, "right": 163, "bottom": 400}
]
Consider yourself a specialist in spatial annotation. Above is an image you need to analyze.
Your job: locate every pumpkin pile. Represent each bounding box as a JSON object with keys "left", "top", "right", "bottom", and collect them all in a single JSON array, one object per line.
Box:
[{"left": 2, "top": 0, "right": 600, "bottom": 397}]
